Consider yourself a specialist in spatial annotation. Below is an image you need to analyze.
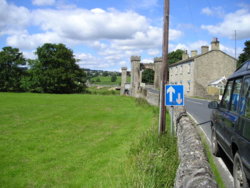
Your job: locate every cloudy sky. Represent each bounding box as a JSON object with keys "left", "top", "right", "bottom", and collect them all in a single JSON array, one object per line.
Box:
[{"left": 0, "top": 0, "right": 250, "bottom": 71}]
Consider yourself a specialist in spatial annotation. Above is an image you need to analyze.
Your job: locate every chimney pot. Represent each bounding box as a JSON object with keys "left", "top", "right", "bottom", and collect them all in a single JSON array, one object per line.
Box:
[
  {"left": 191, "top": 50, "right": 198, "bottom": 57},
  {"left": 182, "top": 50, "right": 189, "bottom": 60},
  {"left": 201, "top": 46, "right": 209, "bottom": 54},
  {"left": 211, "top": 38, "right": 220, "bottom": 50}
]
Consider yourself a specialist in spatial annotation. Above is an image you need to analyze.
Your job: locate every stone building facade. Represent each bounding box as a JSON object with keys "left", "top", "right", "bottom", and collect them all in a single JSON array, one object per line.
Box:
[{"left": 169, "top": 38, "right": 236, "bottom": 97}]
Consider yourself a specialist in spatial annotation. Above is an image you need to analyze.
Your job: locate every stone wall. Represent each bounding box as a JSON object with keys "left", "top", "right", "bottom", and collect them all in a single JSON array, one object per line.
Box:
[
  {"left": 173, "top": 106, "right": 217, "bottom": 188},
  {"left": 145, "top": 88, "right": 160, "bottom": 106}
]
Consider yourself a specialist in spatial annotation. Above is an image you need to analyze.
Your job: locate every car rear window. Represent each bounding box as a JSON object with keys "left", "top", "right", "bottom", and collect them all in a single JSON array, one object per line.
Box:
[
  {"left": 220, "top": 80, "right": 233, "bottom": 109},
  {"left": 230, "top": 79, "right": 242, "bottom": 113}
]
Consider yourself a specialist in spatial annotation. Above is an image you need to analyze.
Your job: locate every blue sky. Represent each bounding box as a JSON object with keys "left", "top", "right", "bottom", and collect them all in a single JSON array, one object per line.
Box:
[{"left": 0, "top": 0, "right": 250, "bottom": 71}]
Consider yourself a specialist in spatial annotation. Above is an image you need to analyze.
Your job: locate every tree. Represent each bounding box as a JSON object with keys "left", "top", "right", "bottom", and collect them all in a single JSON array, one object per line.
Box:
[
  {"left": 28, "top": 43, "right": 86, "bottom": 93},
  {"left": 238, "top": 40, "right": 250, "bottom": 68},
  {"left": 111, "top": 75, "right": 117, "bottom": 82},
  {"left": 168, "top": 49, "right": 184, "bottom": 64},
  {"left": 103, "top": 71, "right": 108, "bottom": 76},
  {"left": 0, "top": 47, "right": 26, "bottom": 91},
  {"left": 142, "top": 69, "right": 154, "bottom": 84}
]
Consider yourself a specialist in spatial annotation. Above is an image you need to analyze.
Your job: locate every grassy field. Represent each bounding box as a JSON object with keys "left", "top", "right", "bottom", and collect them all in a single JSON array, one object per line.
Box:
[
  {"left": 0, "top": 93, "right": 178, "bottom": 187},
  {"left": 86, "top": 86, "right": 120, "bottom": 95},
  {"left": 90, "top": 76, "right": 131, "bottom": 85}
]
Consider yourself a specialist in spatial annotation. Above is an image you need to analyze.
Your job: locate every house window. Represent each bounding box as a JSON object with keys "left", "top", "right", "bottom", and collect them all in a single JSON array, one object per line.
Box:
[{"left": 180, "top": 65, "right": 183, "bottom": 75}]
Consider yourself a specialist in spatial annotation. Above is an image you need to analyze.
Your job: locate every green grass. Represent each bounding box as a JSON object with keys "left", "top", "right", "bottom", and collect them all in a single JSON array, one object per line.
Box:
[
  {"left": 121, "top": 99, "right": 179, "bottom": 187},
  {"left": 86, "top": 86, "right": 120, "bottom": 95},
  {"left": 90, "top": 76, "right": 130, "bottom": 85},
  {"left": 0, "top": 93, "right": 178, "bottom": 187},
  {"left": 198, "top": 130, "right": 226, "bottom": 188}
]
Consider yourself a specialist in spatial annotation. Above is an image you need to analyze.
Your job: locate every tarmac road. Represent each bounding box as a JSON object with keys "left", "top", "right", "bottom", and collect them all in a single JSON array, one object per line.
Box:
[{"left": 185, "top": 97, "right": 234, "bottom": 188}]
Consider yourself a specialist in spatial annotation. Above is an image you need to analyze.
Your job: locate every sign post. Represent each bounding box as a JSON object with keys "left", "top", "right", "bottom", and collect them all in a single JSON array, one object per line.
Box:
[{"left": 165, "top": 85, "right": 184, "bottom": 135}]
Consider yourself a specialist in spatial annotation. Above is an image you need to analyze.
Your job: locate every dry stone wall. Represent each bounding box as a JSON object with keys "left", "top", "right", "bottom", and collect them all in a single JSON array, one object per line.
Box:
[
  {"left": 145, "top": 88, "right": 160, "bottom": 106},
  {"left": 173, "top": 106, "right": 218, "bottom": 188}
]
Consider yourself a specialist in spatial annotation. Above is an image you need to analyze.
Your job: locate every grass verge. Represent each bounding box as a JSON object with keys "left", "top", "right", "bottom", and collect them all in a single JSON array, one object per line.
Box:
[
  {"left": 123, "top": 99, "right": 179, "bottom": 187},
  {"left": 198, "top": 129, "right": 226, "bottom": 188}
]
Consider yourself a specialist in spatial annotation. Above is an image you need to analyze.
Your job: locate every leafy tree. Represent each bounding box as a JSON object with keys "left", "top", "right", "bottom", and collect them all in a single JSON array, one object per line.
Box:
[
  {"left": 0, "top": 47, "right": 26, "bottom": 91},
  {"left": 28, "top": 43, "right": 86, "bottom": 93},
  {"left": 103, "top": 71, "right": 108, "bottom": 76},
  {"left": 238, "top": 40, "right": 250, "bottom": 68},
  {"left": 168, "top": 49, "right": 184, "bottom": 64},
  {"left": 111, "top": 75, "right": 117, "bottom": 82},
  {"left": 142, "top": 69, "right": 154, "bottom": 84}
]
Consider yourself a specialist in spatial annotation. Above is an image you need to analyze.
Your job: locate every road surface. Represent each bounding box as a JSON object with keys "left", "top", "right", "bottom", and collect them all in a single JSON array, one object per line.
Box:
[{"left": 185, "top": 97, "right": 234, "bottom": 188}]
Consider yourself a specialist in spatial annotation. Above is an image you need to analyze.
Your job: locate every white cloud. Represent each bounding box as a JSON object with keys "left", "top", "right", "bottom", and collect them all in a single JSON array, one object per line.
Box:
[
  {"left": 22, "top": 51, "right": 37, "bottom": 59},
  {"left": 0, "top": 0, "right": 30, "bottom": 35},
  {"left": 75, "top": 53, "right": 101, "bottom": 69},
  {"left": 112, "top": 27, "right": 182, "bottom": 51},
  {"left": 0, "top": 0, "right": 183, "bottom": 70},
  {"left": 119, "top": 61, "right": 127, "bottom": 66},
  {"left": 201, "top": 7, "right": 213, "bottom": 15},
  {"left": 32, "top": 8, "right": 148, "bottom": 41},
  {"left": 201, "top": 7, "right": 224, "bottom": 17},
  {"left": 170, "top": 40, "right": 209, "bottom": 54},
  {"left": 32, "top": 0, "right": 56, "bottom": 6},
  {"left": 220, "top": 44, "right": 242, "bottom": 58},
  {"left": 6, "top": 32, "right": 64, "bottom": 50},
  {"left": 141, "top": 59, "right": 153, "bottom": 63},
  {"left": 170, "top": 40, "right": 243, "bottom": 58},
  {"left": 201, "top": 9, "right": 250, "bottom": 39},
  {"left": 147, "top": 49, "right": 160, "bottom": 56}
]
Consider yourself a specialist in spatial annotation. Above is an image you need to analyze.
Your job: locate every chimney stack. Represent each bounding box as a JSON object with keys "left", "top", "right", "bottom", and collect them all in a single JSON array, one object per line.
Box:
[
  {"left": 201, "top": 46, "right": 209, "bottom": 54},
  {"left": 182, "top": 50, "right": 189, "bottom": 60},
  {"left": 191, "top": 50, "right": 198, "bottom": 57},
  {"left": 211, "top": 37, "right": 220, "bottom": 50}
]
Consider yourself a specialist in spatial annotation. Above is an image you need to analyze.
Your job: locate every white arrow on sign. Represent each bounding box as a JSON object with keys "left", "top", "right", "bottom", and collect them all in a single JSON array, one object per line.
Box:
[
  {"left": 176, "top": 93, "right": 183, "bottom": 104},
  {"left": 167, "top": 86, "right": 175, "bottom": 102}
]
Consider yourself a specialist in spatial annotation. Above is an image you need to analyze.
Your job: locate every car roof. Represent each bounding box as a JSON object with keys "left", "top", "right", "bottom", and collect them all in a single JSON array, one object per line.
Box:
[{"left": 228, "top": 59, "right": 250, "bottom": 80}]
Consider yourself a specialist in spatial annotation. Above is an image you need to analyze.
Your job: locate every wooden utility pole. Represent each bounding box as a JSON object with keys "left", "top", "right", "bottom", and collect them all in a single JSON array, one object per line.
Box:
[{"left": 159, "top": 0, "right": 170, "bottom": 134}]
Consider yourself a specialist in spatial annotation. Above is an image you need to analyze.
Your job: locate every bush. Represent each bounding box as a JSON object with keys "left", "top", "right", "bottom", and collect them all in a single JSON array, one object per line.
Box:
[{"left": 111, "top": 75, "right": 117, "bottom": 82}]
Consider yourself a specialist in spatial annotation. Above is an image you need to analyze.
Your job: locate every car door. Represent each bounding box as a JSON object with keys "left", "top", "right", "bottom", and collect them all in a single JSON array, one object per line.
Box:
[
  {"left": 222, "top": 78, "right": 243, "bottom": 158},
  {"left": 236, "top": 76, "right": 250, "bottom": 178},
  {"left": 215, "top": 80, "right": 234, "bottom": 150}
]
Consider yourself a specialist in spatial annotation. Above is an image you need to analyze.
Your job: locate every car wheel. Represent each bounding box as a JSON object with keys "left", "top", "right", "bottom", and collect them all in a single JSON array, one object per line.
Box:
[
  {"left": 233, "top": 152, "right": 249, "bottom": 188},
  {"left": 211, "top": 128, "right": 221, "bottom": 156}
]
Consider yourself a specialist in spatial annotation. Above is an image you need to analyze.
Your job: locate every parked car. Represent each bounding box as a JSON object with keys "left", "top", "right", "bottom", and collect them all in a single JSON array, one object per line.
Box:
[{"left": 208, "top": 60, "right": 250, "bottom": 188}]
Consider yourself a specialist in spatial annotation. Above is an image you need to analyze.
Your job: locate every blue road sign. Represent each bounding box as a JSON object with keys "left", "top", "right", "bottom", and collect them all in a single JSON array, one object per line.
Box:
[{"left": 165, "top": 85, "right": 184, "bottom": 106}]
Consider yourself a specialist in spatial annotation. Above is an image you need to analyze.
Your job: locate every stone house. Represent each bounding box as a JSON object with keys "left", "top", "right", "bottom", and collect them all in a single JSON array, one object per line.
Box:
[{"left": 169, "top": 38, "right": 236, "bottom": 97}]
